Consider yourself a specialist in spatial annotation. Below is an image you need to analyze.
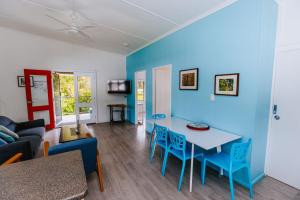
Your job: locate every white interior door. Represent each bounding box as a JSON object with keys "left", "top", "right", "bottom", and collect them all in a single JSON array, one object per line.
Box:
[
  {"left": 266, "top": 0, "right": 300, "bottom": 189},
  {"left": 267, "top": 50, "right": 300, "bottom": 189},
  {"left": 74, "top": 72, "right": 97, "bottom": 124},
  {"left": 153, "top": 65, "right": 171, "bottom": 117}
]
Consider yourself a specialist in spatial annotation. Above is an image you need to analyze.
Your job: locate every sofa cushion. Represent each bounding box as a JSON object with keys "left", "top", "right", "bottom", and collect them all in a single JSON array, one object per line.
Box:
[
  {"left": 0, "top": 116, "right": 16, "bottom": 132},
  {"left": 0, "top": 125, "right": 19, "bottom": 139},
  {"left": 0, "top": 141, "right": 33, "bottom": 164},
  {"left": 17, "top": 135, "right": 41, "bottom": 156},
  {"left": 17, "top": 127, "right": 45, "bottom": 139},
  {"left": 0, "top": 131, "right": 15, "bottom": 143},
  {"left": 0, "top": 138, "right": 8, "bottom": 146}
]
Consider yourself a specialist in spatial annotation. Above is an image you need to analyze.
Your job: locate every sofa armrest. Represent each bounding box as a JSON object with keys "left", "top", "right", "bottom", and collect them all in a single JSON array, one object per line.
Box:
[
  {"left": 0, "top": 141, "right": 33, "bottom": 164},
  {"left": 48, "top": 138, "right": 98, "bottom": 175},
  {"left": 48, "top": 138, "right": 97, "bottom": 155},
  {"left": 16, "top": 119, "right": 45, "bottom": 132}
]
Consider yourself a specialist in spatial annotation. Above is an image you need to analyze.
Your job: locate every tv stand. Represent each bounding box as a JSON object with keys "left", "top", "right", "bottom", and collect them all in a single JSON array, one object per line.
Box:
[{"left": 107, "top": 104, "right": 126, "bottom": 124}]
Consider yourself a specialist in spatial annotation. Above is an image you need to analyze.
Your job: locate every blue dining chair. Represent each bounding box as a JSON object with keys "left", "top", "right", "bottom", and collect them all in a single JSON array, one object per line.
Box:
[
  {"left": 162, "top": 130, "right": 203, "bottom": 191},
  {"left": 201, "top": 139, "right": 253, "bottom": 200},
  {"left": 150, "top": 123, "right": 168, "bottom": 161},
  {"left": 149, "top": 114, "right": 166, "bottom": 151}
]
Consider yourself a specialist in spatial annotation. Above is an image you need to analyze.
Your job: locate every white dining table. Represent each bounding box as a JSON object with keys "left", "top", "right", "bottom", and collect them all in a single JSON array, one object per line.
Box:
[{"left": 147, "top": 117, "right": 241, "bottom": 192}]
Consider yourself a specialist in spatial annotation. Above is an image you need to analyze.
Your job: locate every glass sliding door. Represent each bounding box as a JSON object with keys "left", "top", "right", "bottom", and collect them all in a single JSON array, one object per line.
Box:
[
  {"left": 74, "top": 72, "right": 97, "bottom": 124},
  {"left": 59, "top": 73, "right": 76, "bottom": 124},
  {"left": 53, "top": 71, "right": 97, "bottom": 125},
  {"left": 53, "top": 73, "right": 62, "bottom": 125}
]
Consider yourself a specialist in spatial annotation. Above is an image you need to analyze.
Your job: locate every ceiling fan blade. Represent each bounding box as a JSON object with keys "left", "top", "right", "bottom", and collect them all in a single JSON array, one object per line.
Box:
[
  {"left": 79, "top": 25, "right": 96, "bottom": 30},
  {"left": 78, "top": 30, "right": 91, "bottom": 40},
  {"left": 46, "top": 14, "right": 70, "bottom": 27},
  {"left": 56, "top": 28, "right": 72, "bottom": 32}
]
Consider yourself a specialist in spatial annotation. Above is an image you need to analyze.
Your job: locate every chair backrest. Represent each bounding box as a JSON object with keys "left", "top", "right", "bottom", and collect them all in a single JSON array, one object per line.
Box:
[
  {"left": 154, "top": 123, "right": 168, "bottom": 144},
  {"left": 152, "top": 114, "right": 166, "bottom": 120},
  {"left": 48, "top": 138, "right": 98, "bottom": 175},
  {"left": 230, "top": 138, "right": 251, "bottom": 164},
  {"left": 168, "top": 130, "right": 186, "bottom": 158}
]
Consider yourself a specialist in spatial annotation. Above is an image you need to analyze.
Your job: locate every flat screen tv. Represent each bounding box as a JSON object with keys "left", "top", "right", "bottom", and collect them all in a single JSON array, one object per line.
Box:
[{"left": 107, "top": 80, "right": 131, "bottom": 94}]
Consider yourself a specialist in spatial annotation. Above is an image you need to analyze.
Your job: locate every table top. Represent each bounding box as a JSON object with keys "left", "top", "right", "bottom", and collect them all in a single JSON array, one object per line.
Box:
[
  {"left": 0, "top": 151, "right": 88, "bottom": 200},
  {"left": 60, "top": 123, "right": 91, "bottom": 143},
  {"left": 148, "top": 117, "right": 241, "bottom": 150},
  {"left": 107, "top": 104, "right": 126, "bottom": 107}
]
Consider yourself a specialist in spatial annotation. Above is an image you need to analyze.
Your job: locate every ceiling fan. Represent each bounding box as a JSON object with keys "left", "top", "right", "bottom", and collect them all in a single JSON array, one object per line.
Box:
[{"left": 46, "top": 0, "right": 95, "bottom": 39}]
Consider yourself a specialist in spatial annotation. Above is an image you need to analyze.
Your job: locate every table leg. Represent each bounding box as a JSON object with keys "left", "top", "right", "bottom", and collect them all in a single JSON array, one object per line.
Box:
[
  {"left": 189, "top": 143, "right": 194, "bottom": 192},
  {"left": 110, "top": 107, "right": 113, "bottom": 124},
  {"left": 217, "top": 146, "right": 223, "bottom": 175},
  {"left": 121, "top": 107, "right": 125, "bottom": 122}
]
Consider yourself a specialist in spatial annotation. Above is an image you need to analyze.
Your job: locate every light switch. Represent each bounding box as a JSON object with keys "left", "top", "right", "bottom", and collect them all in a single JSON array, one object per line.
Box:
[{"left": 210, "top": 94, "right": 215, "bottom": 101}]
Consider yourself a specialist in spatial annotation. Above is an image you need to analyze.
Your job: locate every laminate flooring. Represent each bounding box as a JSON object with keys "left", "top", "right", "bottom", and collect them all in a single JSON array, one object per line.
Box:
[{"left": 43, "top": 123, "right": 300, "bottom": 200}]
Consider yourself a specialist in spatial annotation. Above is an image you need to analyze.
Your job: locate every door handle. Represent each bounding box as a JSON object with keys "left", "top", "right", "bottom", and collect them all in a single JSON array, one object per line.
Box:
[
  {"left": 27, "top": 100, "right": 32, "bottom": 104},
  {"left": 273, "top": 105, "right": 278, "bottom": 115},
  {"left": 273, "top": 105, "right": 280, "bottom": 120}
]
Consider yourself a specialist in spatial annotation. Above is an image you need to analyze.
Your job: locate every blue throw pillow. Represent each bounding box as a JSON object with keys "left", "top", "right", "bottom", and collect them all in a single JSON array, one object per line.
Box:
[
  {"left": 0, "top": 131, "right": 15, "bottom": 143},
  {"left": 0, "top": 125, "right": 19, "bottom": 139},
  {"left": 0, "top": 138, "right": 8, "bottom": 146}
]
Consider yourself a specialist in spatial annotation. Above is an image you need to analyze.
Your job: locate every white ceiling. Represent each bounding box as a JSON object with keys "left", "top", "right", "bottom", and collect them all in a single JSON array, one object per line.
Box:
[{"left": 0, "top": 0, "right": 235, "bottom": 55}]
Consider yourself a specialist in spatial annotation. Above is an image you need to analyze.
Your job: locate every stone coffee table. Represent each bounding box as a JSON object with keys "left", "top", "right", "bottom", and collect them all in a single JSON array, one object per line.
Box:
[{"left": 0, "top": 150, "right": 88, "bottom": 200}]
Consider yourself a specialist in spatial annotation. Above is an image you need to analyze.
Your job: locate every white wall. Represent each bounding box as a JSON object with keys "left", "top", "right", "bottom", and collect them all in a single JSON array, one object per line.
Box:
[{"left": 0, "top": 26, "right": 126, "bottom": 123}]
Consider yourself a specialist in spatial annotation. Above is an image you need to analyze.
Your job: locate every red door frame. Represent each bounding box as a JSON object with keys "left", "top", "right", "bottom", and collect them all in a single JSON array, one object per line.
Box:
[{"left": 24, "top": 69, "right": 55, "bottom": 130}]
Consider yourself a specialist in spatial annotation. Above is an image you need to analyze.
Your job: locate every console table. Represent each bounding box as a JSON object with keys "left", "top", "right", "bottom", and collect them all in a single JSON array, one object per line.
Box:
[{"left": 107, "top": 104, "right": 126, "bottom": 123}]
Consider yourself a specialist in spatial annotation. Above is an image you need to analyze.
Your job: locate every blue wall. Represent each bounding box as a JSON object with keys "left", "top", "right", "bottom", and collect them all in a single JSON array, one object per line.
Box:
[{"left": 126, "top": 0, "right": 277, "bottom": 185}]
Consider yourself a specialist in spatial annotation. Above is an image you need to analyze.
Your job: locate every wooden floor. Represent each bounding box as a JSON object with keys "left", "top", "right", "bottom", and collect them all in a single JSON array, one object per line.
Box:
[{"left": 44, "top": 123, "right": 300, "bottom": 200}]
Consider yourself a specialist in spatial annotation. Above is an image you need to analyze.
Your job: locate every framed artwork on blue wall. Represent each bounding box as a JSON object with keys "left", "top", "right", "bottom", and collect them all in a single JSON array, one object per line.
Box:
[
  {"left": 214, "top": 73, "right": 239, "bottom": 96},
  {"left": 179, "top": 68, "right": 198, "bottom": 90}
]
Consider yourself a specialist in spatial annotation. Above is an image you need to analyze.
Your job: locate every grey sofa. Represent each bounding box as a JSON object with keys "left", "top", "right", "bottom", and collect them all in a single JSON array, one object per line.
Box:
[{"left": 0, "top": 116, "right": 45, "bottom": 163}]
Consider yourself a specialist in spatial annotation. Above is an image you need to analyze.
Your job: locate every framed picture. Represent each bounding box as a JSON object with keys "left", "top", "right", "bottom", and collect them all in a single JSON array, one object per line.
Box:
[
  {"left": 17, "top": 76, "right": 34, "bottom": 87},
  {"left": 179, "top": 68, "right": 198, "bottom": 90},
  {"left": 214, "top": 73, "right": 239, "bottom": 96}
]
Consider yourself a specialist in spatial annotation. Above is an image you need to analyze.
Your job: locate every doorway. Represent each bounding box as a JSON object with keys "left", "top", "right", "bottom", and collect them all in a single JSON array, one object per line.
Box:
[
  {"left": 135, "top": 70, "right": 146, "bottom": 125},
  {"left": 152, "top": 65, "right": 172, "bottom": 117},
  {"left": 53, "top": 71, "right": 97, "bottom": 126},
  {"left": 265, "top": 0, "right": 300, "bottom": 190}
]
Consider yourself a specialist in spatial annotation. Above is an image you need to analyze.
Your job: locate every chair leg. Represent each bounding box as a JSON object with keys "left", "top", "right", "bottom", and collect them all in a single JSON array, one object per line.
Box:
[
  {"left": 160, "top": 147, "right": 163, "bottom": 159},
  {"left": 43, "top": 141, "right": 49, "bottom": 157},
  {"left": 161, "top": 150, "right": 169, "bottom": 176},
  {"left": 150, "top": 141, "right": 156, "bottom": 161},
  {"left": 178, "top": 160, "right": 186, "bottom": 192},
  {"left": 149, "top": 130, "right": 155, "bottom": 151},
  {"left": 96, "top": 150, "right": 105, "bottom": 192},
  {"left": 229, "top": 173, "right": 235, "bottom": 200},
  {"left": 201, "top": 159, "right": 207, "bottom": 185},
  {"left": 149, "top": 133, "right": 153, "bottom": 150},
  {"left": 247, "top": 166, "right": 254, "bottom": 199}
]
